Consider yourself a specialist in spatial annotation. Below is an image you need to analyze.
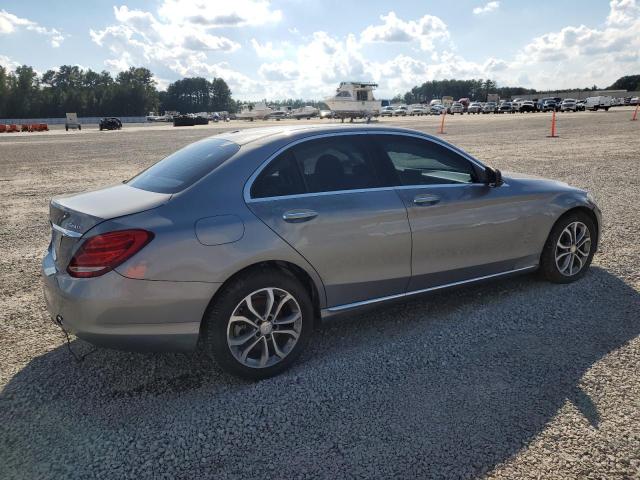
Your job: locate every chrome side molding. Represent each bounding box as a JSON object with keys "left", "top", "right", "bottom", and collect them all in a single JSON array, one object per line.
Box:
[{"left": 323, "top": 265, "right": 538, "bottom": 315}]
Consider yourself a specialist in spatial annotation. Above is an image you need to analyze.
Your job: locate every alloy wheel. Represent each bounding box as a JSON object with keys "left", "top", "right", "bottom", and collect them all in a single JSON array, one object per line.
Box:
[
  {"left": 226, "top": 288, "right": 302, "bottom": 368},
  {"left": 555, "top": 221, "right": 592, "bottom": 276}
]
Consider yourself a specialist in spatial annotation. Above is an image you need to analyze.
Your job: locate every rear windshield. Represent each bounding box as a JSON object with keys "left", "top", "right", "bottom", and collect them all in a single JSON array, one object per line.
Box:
[{"left": 127, "top": 138, "right": 240, "bottom": 193}]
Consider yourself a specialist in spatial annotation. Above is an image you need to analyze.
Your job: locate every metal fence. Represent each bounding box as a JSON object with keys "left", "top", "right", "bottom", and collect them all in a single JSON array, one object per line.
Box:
[{"left": 0, "top": 116, "right": 148, "bottom": 125}]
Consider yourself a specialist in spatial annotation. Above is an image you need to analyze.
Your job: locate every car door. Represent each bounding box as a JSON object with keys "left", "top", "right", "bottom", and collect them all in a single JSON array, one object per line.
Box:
[
  {"left": 372, "top": 134, "right": 540, "bottom": 292},
  {"left": 246, "top": 133, "right": 412, "bottom": 307}
]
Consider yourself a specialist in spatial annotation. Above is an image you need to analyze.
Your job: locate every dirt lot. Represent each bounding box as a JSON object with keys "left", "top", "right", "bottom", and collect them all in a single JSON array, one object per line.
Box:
[{"left": 1, "top": 110, "right": 639, "bottom": 479}]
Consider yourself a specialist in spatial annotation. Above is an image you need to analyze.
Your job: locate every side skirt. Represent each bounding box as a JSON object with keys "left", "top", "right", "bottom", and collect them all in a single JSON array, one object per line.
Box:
[{"left": 320, "top": 265, "right": 538, "bottom": 319}]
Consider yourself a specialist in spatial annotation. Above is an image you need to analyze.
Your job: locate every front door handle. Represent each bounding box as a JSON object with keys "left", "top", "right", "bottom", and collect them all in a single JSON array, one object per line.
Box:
[
  {"left": 413, "top": 194, "right": 440, "bottom": 206},
  {"left": 282, "top": 209, "right": 318, "bottom": 222}
]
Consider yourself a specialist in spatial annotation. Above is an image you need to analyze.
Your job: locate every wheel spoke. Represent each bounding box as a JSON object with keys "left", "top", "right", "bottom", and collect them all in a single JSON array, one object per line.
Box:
[
  {"left": 273, "top": 329, "right": 299, "bottom": 340},
  {"left": 245, "top": 295, "right": 264, "bottom": 321},
  {"left": 230, "top": 315, "right": 258, "bottom": 329},
  {"left": 272, "top": 293, "right": 293, "bottom": 321},
  {"left": 577, "top": 235, "right": 591, "bottom": 248},
  {"left": 273, "top": 312, "right": 301, "bottom": 325},
  {"left": 228, "top": 329, "right": 258, "bottom": 346},
  {"left": 241, "top": 337, "right": 262, "bottom": 362},
  {"left": 573, "top": 253, "right": 583, "bottom": 270},
  {"left": 259, "top": 337, "right": 269, "bottom": 367},
  {"left": 271, "top": 336, "right": 286, "bottom": 358},
  {"left": 264, "top": 288, "right": 275, "bottom": 319}
]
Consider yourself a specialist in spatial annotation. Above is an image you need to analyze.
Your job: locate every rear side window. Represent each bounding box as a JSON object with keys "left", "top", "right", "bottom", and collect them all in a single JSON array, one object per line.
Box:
[
  {"left": 291, "top": 136, "right": 383, "bottom": 193},
  {"left": 251, "top": 151, "right": 305, "bottom": 199},
  {"left": 128, "top": 138, "right": 240, "bottom": 193},
  {"left": 377, "top": 135, "right": 476, "bottom": 185}
]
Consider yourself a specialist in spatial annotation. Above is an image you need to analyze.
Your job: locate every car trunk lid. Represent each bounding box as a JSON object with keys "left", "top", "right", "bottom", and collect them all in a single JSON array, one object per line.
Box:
[{"left": 49, "top": 184, "right": 171, "bottom": 271}]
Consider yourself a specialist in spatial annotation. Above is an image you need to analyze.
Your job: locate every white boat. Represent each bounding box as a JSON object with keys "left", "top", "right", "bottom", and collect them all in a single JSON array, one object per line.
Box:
[
  {"left": 290, "top": 105, "right": 319, "bottom": 120},
  {"left": 325, "top": 82, "right": 381, "bottom": 119},
  {"left": 236, "top": 102, "right": 274, "bottom": 121}
]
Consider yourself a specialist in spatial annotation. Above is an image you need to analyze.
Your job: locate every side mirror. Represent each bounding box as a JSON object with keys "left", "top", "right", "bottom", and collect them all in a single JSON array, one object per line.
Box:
[{"left": 486, "top": 168, "right": 504, "bottom": 187}]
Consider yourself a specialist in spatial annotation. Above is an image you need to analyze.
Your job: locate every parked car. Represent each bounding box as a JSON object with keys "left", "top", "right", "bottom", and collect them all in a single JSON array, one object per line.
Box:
[
  {"left": 408, "top": 104, "right": 427, "bottom": 116},
  {"left": 430, "top": 104, "right": 446, "bottom": 115},
  {"left": 576, "top": 101, "right": 586, "bottom": 111},
  {"left": 630, "top": 97, "right": 640, "bottom": 106},
  {"left": 560, "top": 99, "right": 577, "bottom": 112},
  {"left": 449, "top": 102, "right": 464, "bottom": 114},
  {"left": 380, "top": 106, "right": 395, "bottom": 117},
  {"left": 394, "top": 106, "right": 408, "bottom": 116},
  {"left": 511, "top": 99, "right": 523, "bottom": 112},
  {"left": 537, "top": 97, "right": 555, "bottom": 112},
  {"left": 498, "top": 102, "right": 513, "bottom": 113},
  {"left": 467, "top": 102, "right": 483, "bottom": 114},
  {"left": 518, "top": 101, "right": 536, "bottom": 113},
  {"left": 541, "top": 100, "right": 557, "bottom": 112},
  {"left": 482, "top": 102, "right": 497, "bottom": 114},
  {"left": 42, "top": 125, "right": 601, "bottom": 379},
  {"left": 99, "top": 117, "right": 122, "bottom": 131}
]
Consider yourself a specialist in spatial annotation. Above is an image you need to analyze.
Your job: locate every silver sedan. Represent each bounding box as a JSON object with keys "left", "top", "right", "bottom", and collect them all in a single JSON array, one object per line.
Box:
[{"left": 42, "top": 125, "right": 601, "bottom": 379}]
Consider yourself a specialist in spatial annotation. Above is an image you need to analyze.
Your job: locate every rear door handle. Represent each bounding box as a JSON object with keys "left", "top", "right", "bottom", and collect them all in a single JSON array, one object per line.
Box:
[
  {"left": 282, "top": 209, "right": 318, "bottom": 222},
  {"left": 413, "top": 194, "right": 440, "bottom": 206}
]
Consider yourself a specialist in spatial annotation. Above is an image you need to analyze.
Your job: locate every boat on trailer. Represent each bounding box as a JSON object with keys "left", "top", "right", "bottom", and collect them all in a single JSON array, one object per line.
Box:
[
  {"left": 236, "top": 102, "right": 274, "bottom": 121},
  {"left": 325, "top": 82, "right": 382, "bottom": 121}
]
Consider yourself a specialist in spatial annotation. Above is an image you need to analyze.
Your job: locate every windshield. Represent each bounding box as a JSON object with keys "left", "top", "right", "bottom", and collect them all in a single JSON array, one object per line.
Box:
[{"left": 128, "top": 138, "right": 240, "bottom": 194}]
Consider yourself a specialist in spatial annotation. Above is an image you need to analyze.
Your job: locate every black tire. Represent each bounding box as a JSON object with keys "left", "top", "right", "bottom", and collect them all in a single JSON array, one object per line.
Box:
[
  {"left": 539, "top": 211, "right": 597, "bottom": 284},
  {"left": 201, "top": 268, "right": 314, "bottom": 380}
]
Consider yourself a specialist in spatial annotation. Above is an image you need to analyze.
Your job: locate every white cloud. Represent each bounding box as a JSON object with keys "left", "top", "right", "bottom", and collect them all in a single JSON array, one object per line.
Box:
[
  {"left": 251, "top": 38, "right": 285, "bottom": 58},
  {"left": 0, "top": 54, "right": 19, "bottom": 70},
  {"left": 361, "top": 12, "right": 449, "bottom": 51},
  {"left": 157, "top": 0, "right": 282, "bottom": 27},
  {"left": 89, "top": 0, "right": 640, "bottom": 100},
  {"left": 473, "top": 2, "right": 500, "bottom": 15},
  {"left": 90, "top": 5, "right": 241, "bottom": 81},
  {"left": 0, "top": 9, "right": 64, "bottom": 47}
]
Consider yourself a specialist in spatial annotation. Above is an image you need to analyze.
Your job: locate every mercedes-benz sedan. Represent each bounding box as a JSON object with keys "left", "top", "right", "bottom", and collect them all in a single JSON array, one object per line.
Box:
[{"left": 43, "top": 125, "right": 601, "bottom": 379}]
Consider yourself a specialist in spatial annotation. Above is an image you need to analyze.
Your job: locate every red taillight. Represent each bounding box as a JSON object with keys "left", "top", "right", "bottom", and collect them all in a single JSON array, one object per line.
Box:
[{"left": 67, "top": 229, "right": 154, "bottom": 278}]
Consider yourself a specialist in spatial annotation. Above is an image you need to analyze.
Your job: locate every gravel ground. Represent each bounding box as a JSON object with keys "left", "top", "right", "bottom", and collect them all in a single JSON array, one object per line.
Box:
[{"left": 0, "top": 110, "right": 639, "bottom": 479}]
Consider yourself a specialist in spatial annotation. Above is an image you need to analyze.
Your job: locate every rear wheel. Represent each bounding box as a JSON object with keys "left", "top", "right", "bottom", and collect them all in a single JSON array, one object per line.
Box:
[
  {"left": 201, "top": 269, "right": 314, "bottom": 380},
  {"left": 539, "top": 212, "right": 596, "bottom": 283}
]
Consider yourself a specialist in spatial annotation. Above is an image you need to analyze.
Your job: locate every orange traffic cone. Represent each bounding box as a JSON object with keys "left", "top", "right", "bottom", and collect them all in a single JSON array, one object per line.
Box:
[
  {"left": 632, "top": 103, "right": 639, "bottom": 121},
  {"left": 547, "top": 110, "right": 558, "bottom": 138},
  {"left": 438, "top": 109, "right": 447, "bottom": 134}
]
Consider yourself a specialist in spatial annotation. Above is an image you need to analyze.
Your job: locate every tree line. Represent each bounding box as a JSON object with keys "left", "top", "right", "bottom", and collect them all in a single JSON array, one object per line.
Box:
[{"left": 0, "top": 64, "right": 236, "bottom": 118}]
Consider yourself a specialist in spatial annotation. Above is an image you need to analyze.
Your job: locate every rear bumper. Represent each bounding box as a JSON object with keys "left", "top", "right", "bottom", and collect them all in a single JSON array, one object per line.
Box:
[{"left": 42, "top": 251, "right": 220, "bottom": 352}]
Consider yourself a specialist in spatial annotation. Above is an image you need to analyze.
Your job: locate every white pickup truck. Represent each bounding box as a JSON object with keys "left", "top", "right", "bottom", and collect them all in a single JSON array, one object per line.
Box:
[{"left": 585, "top": 96, "right": 612, "bottom": 111}]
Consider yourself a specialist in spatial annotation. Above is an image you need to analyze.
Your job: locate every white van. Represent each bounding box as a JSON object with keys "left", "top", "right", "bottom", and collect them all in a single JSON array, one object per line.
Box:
[{"left": 585, "top": 96, "right": 612, "bottom": 111}]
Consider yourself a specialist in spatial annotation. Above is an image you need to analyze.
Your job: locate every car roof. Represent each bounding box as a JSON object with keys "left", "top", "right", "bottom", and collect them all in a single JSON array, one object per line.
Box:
[{"left": 211, "top": 124, "right": 433, "bottom": 146}]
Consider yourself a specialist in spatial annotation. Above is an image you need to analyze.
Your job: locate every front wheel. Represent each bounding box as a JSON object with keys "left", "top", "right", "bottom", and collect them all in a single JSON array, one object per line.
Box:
[
  {"left": 201, "top": 269, "right": 314, "bottom": 380},
  {"left": 539, "top": 212, "right": 596, "bottom": 283}
]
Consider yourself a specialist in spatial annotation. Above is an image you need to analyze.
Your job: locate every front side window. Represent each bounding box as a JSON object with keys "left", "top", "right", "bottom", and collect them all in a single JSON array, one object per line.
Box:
[
  {"left": 291, "top": 136, "right": 383, "bottom": 193},
  {"left": 377, "top": 135, "right": 476, "bottom": 186},
  {"left": 128, "top": 138, "right": 240, "bottom": 193}
]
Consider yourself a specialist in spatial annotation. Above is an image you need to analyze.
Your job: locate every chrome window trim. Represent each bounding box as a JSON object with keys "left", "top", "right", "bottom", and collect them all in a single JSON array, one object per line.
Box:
[
  {"left": 51, "top": 222, "right": 83, "bottom": 238},
  {"left": 324, "top": 265, "right": 537, "bottom": 314},
  {"left": 243, "top": 130, "right": 488, "bottom": 203}
]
